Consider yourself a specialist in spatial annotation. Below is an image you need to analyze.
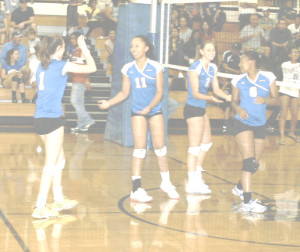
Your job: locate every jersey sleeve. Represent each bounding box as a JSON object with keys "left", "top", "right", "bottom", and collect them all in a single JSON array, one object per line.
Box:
[
  {"left": 149, "top": 60, "right": 163, "bottom": 75},
  {"left": 121, "top": 63, "right": 130, "bottom": 76}
]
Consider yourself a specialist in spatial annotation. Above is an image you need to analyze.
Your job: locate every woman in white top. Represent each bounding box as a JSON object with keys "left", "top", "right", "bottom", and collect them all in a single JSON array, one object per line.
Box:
[{"left": 278, "top": 47, "right": 300, "bottom": 145}]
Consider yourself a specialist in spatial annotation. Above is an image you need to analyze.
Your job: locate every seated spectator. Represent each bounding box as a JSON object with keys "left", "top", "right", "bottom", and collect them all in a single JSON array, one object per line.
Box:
[
  {"left": 66, "top": 0, "right": 82, "bottom": 35},
  {"left": 26, "top": 27, "right": 41, "bottom": 58},
  {"left": 202, "top": 20, "right": 215, "bottom": 43},
  {"left": 183, "top": 29, "right": 202, "bottom": 63},
  {"left": 221, "top": 42, "right": 242, "bottom": 75},
  {"left": 1, "top": 48, "right": 29, "bottom": 103},
  {"left": 103, "top": 0, "right": 121, "bottom": 36},
  {"left": 203, "top": 2, "right": 226, "bottom": 32},
  {"left": 0, "top": 1, "right": 8, "bottom": 44},
  {"left": 85, "top": 0, "right": 105, "bottom": 39},
  {"left": 104, "top": 30, "right": 115, "bottom": 64},
  {"left": 258, "top": 7, "right": 276, "bottom": 44},
  {"left": 3, "top": 0, "right": 19, "bottom": 14},
  {"left": 10, "top": 0, "right": 36, "bottom": 35},
  {"left": 270, "top": 19, "right": 292, "bottom": 62},
  {"left": 179, "top": 16, "right": 192, "bottom": 44},
  {"left": 278, "top": 0, "right": 297, "bottom": 24},
  {"left": 260, "top": 44, "right": 273, "bottom": 71},
  {"left": 170, "top": 8, "right": 180, "bottom": 30},
  {"left": 1, "top": 30, "right": 30, "bottom": 85},
  {"left": 238, "top": 0, "right": 258, "bottom": 30},
  {"left": 288, "top": 14, "right": 300, "bottom": 47},
  {"left": 239, "top": 13, "right": 265, "bottom": 52},
  {"left": 169, "top": 27, "right": 187, "bottom": 66}
]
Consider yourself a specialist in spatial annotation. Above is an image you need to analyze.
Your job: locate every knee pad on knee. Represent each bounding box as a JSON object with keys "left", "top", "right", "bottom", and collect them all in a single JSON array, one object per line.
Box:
[
  {"left": 133, "top": 149, "right": 146, "bottom": 159},
  {"left": 242, "top": 157, "right": 258, "bottom": 174},
  {"left": 188, "top": 146, "right": 201, "bottom": 156},
  {"left": 200, "top": 142, "right": 212, "bottom": 152},
  {"left": 57, "top": 159, "right": 66, "bottom": 170},
  {"left": 154, "top": 146, "right": 167, "bottom": 157}
]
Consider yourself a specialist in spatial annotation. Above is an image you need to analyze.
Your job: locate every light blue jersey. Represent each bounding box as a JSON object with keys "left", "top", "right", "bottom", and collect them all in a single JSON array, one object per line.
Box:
[
  {"left": 121, "top": 59, "right": 163, "bottom": 115},
  {"left": 186, "top": 59, "right": 217, "bottom": 108},
  {"left": 232, "top": 71, "right": 276, "bottom": 126},
  {"left": 34, "top": 59, "right": 68, "bottom": 118}
]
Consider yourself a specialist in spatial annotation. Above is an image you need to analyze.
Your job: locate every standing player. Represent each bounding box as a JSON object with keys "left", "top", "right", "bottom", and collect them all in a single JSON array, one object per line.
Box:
[
  {"left": 231, "top": 51, "right": 279, "bottom": 213},
  {"left": 184, "top": 41, "right": 231, "bottom": 194},
  {"left": 278, "top": 47, "right": 300, "bottom": 145},
  {"left": 32, "top": 35, "right": 96, "bottom": 219},
  {"left": 98, "top": 35, "right": 179, "bottom": 203}
]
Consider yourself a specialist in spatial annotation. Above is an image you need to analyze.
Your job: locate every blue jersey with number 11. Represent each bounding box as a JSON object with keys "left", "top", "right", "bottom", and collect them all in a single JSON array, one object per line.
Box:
[{"left": 121, "top": 59, "right": 163, "bottom": 115}]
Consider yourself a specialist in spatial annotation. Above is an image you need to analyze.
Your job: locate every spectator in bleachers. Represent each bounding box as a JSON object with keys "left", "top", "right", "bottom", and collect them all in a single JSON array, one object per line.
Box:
[
  {"left": 221, "top": 42, "right": 242, "bottom": 75},
  {"left": 278, "top": 0, "right": 297, "bottom": 24},
  {"left": 258, "top": 7, "right": 276, "bottom": 44},
  {"left": 238, "top": 0, "right": 258, "bottom": 30},
  {"left": 239, "top": 13, "right": 265, "bottom": 52},
  {"left": 85, "top": 0, "right": 105, "bottom": 39},
  {"left": 1, "top": 48, "right": 29, "bottom": 103},
  {"left": 201, "top": 20, "right": 215, "bottom": 44},
  {"left": 169, "top": 27, "right": 187, "bottom": 66},
  {"left": 3, "top": 0, "right": 19, "bottom": 14},
  {"left": 288, "top": 14, "right": 300, "bottom": 47},
  {"left": 170, "top": 8, "right": 180, "bottom": 30},
  {"left": 10, "top": 0, "right": 36, "bottom": 35},
  {"left": 1, "top": 30, "right": 30, "bottom": 85},
  {"left": 203, "top": 2, "right": 226, "bottom": 32},
  {"left": 104, "top": 29, "right": 115, "bottom": 64},
  {"left": 183, "top": 3, "right": 205, "bottom": 23},
  {"left": 27, "top": 27, "right": 41, "bottom": 58},
  {"left": 103, "top": 0, "right": 122, "bottom": 36},
  {"left": 179, "top": 16, "right": 192, "bottom": 44},
  {"left": 269, "top": 19, "right": 292, "bottom": 62},
  {"left": 66, "top": 0, "right": 83, "bottom": 35},
  {"left": 0, "top": 2, "right": 8, "bottom": 44},
  {"left": 183, "top": 29, "right": 202, "bottom": 64}
]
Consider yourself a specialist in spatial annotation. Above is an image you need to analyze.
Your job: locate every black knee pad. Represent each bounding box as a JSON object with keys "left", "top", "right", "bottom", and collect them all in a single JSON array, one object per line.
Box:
[
  {"left": 242, "top": 157, "right": 258, "bottom": 174},
  {"left": 12, "top": 75, "right": 24, "bottom": 84}
]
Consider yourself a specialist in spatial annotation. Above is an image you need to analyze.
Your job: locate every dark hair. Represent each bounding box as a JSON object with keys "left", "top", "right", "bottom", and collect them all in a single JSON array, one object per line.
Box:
[
  {"left": 70, "top": 31, "right": 82, "bottom": 40},
  {"left": 5, "top": 49, "right": 18, "bottom": 65},
  {"left": 88, "top": 0, "right": 97, "bottom": 7},
  {"left": 133, "top": 35, "right": 156, "bottom": 60},
  {"left": 27, "top": 27, "right": 36, "bottom": 36},
  {"left": 195, "top": 40, "right": 215, "bottom": 61},
  {"left": 243, "top": 50, "right": 261, "bottom": 68},
  {"left": 40, "top": 36, "right": 64, "bottom": 69}
]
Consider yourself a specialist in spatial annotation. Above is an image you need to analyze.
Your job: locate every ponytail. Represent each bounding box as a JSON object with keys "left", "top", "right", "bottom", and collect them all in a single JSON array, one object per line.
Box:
[{"left": 40, "top": 36, "right": 64, "bottom": 69}]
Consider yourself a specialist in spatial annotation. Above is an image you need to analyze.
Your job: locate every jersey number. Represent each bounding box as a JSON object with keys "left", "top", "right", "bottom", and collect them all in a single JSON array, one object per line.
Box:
[
  {"left": 39, "top": 72, "right": 45, "bottom": 91},
  {"left": 135, "top": 77, "right": 147, "bottom": 89}
]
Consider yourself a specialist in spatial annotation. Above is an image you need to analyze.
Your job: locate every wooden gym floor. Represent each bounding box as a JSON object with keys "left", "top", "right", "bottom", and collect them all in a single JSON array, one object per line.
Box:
[{"left": 0, "top": 131, "right": 299, "bottom": 252}]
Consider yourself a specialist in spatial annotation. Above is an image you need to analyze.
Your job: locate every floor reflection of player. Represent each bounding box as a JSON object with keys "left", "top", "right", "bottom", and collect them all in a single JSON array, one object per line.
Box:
[
  {"left": 184, "top": 195, "right": 210, "bottom": 251},
  {"left": 33, "top": 215, "right": 76, "bottom": 252}
]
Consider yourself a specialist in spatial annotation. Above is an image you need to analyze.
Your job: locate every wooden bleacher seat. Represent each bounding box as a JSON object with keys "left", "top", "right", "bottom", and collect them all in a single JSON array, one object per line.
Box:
[{"left": 0, "top": 87, "right": 35, "bottom": 101}]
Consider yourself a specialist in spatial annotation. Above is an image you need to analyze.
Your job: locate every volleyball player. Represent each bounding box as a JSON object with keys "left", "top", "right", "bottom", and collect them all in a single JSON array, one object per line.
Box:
[
  {"left": 98, "top": 35, "right": 179, "bottom": 203},
  {"left": 278, "top": 47, "right": 300, "bottom": 145},
  {"left": 32, "top": 35, "right": 96, "bottom": 219},
  {"left": 231, "top": 51, "right": 279, "bottom": 213},
  {"left": 184, "top": 41, "right": 231, "bottom": 194}
]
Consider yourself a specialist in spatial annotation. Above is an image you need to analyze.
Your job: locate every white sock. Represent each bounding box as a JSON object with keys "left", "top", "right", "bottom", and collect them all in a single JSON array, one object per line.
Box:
[
  {"left": 53, "top": 186, "right": 64, "bottom": 202},
  {"left": 160, "top": 171, "right": 171, "bottom": 184},
  {"left": 188, "top": 171, "right": 197, "bottom": 184},
  {"left": 132, "top": 176, "right": 141, "bottom": 181},
  {"left": 196, "top": 166, "right": 203, "bottom": 178},
  {"left": 36, "top": 194, "right": 47, "bottom": 209}
]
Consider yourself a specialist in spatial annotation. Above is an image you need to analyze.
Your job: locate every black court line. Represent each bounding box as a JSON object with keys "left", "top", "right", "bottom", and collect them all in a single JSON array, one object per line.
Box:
[
  {"left": 118, "top": 194, "right": 300, "bottom": 248},
  {"left": 0, "top": 209, "right": 30, "bottom": 252}
]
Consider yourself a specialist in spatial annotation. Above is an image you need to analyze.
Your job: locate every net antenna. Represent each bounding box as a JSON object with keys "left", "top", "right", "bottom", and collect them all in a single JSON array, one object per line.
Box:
[{"left": 159, "top": 0, "right": 235, "bottom": 75}]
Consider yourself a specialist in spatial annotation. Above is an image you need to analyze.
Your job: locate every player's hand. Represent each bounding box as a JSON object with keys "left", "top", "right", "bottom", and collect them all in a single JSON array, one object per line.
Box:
[
  {"left": 237, "top": 107, "right": 248, "bottom": 120},
  {"left": 137, "top": 106, "right": 151, "bottom": 115},
  {"left": 78, "top": 35, "right": 88, "bottom": 51},
  {"left": 225, "top": 94, "right": 232, "bottom": 102},
  {"left": 254, "top": 96, "right": 265, "bottom": 104},
  {"left": 98, "top": 100, "right": 110, "bottom": 110}
]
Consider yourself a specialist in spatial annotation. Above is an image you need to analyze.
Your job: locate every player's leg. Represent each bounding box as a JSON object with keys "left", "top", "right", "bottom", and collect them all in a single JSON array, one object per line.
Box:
[
  {"left": 279, "top": 95, "right": 290, "bottom": 144},
  {"left": 130, "top": 115, "right": 152, "bottom": 202},
  {"left": 288, "top": 97, "right": 300, "bottom": 141},
  {"left": 148, "top": 114, "right": 179, "bottom": 199}
]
